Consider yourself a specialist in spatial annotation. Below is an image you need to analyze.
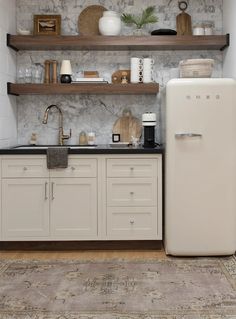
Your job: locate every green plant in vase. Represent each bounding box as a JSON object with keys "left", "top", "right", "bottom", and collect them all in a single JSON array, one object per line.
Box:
[{"left": 121, "top": 6, "right": 158, "bottom": 35}]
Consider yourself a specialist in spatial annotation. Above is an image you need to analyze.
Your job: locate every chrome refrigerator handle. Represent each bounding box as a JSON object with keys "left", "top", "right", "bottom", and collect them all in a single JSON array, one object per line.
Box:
[{"left": 175, "top": 133, "right": 202, "bottom": 138}]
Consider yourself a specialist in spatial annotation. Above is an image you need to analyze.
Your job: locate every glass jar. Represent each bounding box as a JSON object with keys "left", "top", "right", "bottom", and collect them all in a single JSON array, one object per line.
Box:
[
  {"left": 193, "top": 24, "right": 204, "bottom": 36},
  {"left": 87, "top": 131, "right": 96, "bottom": 145},
  {"left": 204, "top": 23, "right": 213, "bottom": 35}
]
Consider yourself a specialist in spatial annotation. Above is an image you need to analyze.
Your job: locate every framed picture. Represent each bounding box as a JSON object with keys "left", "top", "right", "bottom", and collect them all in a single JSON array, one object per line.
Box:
[{"left": 34, "top": 15, "right": 61, "bottom": 35}]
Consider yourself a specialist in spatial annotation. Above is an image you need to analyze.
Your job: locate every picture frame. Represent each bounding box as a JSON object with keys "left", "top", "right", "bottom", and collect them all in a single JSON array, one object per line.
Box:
[{"left": 34, "top": 15, "right": 61, "bottom": 36}]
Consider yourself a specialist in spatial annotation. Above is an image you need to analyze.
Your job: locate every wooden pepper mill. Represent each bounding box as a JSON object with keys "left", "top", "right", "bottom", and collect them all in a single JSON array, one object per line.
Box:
[
  {"left": 44, "top": 60, "right": 51, "bottom": 84},
  {"left": 176, "top": 1, "right": 192, "bottom": 36},
  {"left": 44, "top": 60, "right": 58, "bottom": 84}
]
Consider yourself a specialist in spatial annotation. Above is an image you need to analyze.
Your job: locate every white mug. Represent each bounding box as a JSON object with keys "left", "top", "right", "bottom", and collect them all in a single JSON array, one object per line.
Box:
[
  {"left": 143, "top": 58, "right": 154, "bottom": 83},
  {"left": 131, "top": 57, "right": 143, "bottom": 83}
]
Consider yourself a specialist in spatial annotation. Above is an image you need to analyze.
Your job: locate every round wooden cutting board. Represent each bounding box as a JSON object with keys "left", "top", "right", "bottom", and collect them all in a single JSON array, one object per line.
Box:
[
  {"left": 78, "top": 5, "right": 107, "bottom": 36},
  {"left": 112, "top": 109, "right": 142, "bottom": 143}
]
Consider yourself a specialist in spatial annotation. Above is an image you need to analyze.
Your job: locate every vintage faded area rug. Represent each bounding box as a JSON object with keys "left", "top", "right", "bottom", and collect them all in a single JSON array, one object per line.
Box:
[{"left": 0, "top": 257, "right": 236, "bottom": 319}]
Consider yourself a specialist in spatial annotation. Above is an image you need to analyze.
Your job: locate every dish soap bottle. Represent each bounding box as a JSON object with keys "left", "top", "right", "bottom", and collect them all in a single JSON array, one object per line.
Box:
[
  {"left": 29, "top": 133, "right": 37, "bottom": 145},
  {"left": 79, "top": 131, "right": 88, "bottom": 145}
]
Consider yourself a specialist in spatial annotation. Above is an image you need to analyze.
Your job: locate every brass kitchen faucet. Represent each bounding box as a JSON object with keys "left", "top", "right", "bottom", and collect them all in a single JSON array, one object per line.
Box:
[{"left": 42, "top": 104, "right": 71, "bottom": 146}]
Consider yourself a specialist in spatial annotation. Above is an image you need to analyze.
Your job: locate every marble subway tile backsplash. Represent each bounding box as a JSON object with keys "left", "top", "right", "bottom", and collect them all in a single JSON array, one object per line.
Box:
[{"left": 16, "top": 0, "right": 223, "bottom": 145}]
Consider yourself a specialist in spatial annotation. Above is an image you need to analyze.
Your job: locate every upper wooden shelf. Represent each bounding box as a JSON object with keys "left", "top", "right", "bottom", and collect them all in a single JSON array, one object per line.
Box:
[
  {"left": 7, "top": 34, "right": 229, "bottom": 51},
  {"left": 7, "top": 83, "right": 159, "bottom": 95}
]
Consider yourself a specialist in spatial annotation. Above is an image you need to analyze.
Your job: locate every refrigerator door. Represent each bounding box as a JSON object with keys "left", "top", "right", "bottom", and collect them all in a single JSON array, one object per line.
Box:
[{"left": 165, "top": 78, "right": 236, "bottom": 256}]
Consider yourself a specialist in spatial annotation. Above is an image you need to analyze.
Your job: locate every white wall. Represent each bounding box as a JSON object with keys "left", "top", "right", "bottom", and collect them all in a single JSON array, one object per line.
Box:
[
  {"left": 223, "top": 0, "right": 236, "bottom": 78},
  {"left": 0, "top": 0, "right": 17, "bottom": 147}
]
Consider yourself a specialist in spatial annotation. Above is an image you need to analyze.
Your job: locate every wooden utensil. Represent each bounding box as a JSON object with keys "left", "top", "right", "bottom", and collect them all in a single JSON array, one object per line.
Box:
[
  {"left": 112, "top": 109, "right": 142, "bottom": 143},
  {"left": 78, "top": 5, "right": 107, "bottom": 36}
]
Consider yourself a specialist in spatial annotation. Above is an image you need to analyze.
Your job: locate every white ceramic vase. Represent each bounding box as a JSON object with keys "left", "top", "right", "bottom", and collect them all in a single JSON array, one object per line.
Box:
[{"left": 99, "top": 11, "right": 121, "bottom": 36}]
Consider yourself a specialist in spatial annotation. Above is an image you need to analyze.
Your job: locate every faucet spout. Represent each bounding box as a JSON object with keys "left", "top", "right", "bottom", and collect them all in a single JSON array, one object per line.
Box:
[{"left": 42, "top": 104, "right": 71, "bottom": 145}]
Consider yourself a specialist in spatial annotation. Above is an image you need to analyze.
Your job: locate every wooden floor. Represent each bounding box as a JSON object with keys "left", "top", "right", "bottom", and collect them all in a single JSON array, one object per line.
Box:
[{"left": 0, "top": 249, "right": 167, "bottom": 260}]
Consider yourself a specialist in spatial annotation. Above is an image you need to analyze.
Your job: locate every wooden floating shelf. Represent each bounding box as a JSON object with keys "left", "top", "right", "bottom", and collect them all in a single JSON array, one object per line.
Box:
[
  {"left": 7, "top": 83, "right": 160, "bottom": 95},
  {"left": 7, "top": 34, "right": 229, "bottom": 51}
]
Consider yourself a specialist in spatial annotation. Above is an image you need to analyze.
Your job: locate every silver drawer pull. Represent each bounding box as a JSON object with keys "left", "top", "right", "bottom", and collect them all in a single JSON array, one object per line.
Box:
[
  {"left": 175, "top": 133, "right": 202, "bottom": 138},
  {"left": 130, "top": 167, "right": 134, "bottom": 171},
  {"left": 23, "top": 167, "right": 28, "bottom": 171},
  {"left": 130, "top": 191, "right": 134, "bottom": 195},
  {"left": 71, "top": 166, "right": 76, "bottom": 171},
  {"left": 45, "top": 182, "right": 48, "bottom": 200},
  {"left": 52, "top": 182, "right": 55, "bottom": 200},
  {"left": 130, "top": 219, "right": 135, "bottom": 225}
]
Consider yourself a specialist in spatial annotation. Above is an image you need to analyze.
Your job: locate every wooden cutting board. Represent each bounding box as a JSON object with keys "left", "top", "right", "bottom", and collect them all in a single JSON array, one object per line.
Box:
[{"left": 112, "top": 109, "right": 142, "bottom": 143}]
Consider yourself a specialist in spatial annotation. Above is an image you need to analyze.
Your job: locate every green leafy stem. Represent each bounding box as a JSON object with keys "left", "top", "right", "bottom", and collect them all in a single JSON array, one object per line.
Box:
[{"left": 121, "top": 6, "right": 158, "bottom": 29}]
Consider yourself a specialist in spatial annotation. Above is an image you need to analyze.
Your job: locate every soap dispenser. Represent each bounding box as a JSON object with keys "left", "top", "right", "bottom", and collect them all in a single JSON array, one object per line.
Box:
[{"left": 79, "top": 131, "right": 88, "bottom": 145}]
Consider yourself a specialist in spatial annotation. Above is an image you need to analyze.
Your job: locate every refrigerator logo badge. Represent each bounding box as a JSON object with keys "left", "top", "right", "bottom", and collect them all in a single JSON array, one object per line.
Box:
[{"left": 186, "top": 95, "right": 221, "bottom": 100}]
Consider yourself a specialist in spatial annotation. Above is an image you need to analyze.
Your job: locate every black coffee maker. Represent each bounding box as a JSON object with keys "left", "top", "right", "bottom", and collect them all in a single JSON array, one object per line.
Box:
[{"left": 142, "top": 112, "right": 157, "bottom": 148}]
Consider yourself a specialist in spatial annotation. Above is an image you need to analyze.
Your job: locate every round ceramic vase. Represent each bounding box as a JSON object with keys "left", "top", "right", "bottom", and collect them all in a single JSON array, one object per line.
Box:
[{"left": 99, "top": 11, "right": 121, "bottom": 36}]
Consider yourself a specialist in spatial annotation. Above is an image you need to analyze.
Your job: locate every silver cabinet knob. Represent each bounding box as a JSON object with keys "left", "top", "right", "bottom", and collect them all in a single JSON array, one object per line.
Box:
[
  {"left": 130, "top": 191, "right": 134, "bottom": 195},
  {"left": 23, "top": 167, "right": 28, "bottom": 171},
  {"left": 130, "top": 167, "right": 134, "bottom": 171},
  {"left": 71, "top": 166, "right": 75, "bottom": 171},
  {"left": 130, "top": 219, "right": 135, "bottom": 224}
]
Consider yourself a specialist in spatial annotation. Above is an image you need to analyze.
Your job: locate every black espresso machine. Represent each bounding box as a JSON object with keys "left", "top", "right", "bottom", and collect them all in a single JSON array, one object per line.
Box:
[{"left": 142, "top": 112, "right": 157, "bottom": 148}]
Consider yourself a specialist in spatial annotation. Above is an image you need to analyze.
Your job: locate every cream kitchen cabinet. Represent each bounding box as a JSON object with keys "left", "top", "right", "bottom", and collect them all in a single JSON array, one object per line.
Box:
[
  {"left": 2, "top": 178, "right": 50, "bottom": 238},
  {"left": 1, "top": 156, "right": 98, "bottom": 240},
  {"left": 49, "top": 157, "right": 98, "bottom": 239},
  {"left": 106, "top": 156, "right": 162, "bottom": 240},
  {"left": 1, "top": 156, "right": 50, "bottom": 239},
  {"left": 50, "top": 178, "right": 97, "bottom": 239},
  {"left": 0, "top": 153, "right": 162, "bottom": 241}
]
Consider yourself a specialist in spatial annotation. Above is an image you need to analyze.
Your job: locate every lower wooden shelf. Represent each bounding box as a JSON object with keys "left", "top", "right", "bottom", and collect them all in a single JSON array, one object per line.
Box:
[{"left": 7, "top": 83, "right": 159, "bottom": 95}]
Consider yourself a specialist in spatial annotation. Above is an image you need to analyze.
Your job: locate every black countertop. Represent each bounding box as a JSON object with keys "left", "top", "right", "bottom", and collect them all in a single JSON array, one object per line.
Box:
[{"left": 0, "top": 144, "right": 164, "bottom": 155}]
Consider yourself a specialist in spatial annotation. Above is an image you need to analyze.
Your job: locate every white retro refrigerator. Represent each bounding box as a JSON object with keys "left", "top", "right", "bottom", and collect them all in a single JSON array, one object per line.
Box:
[{"left": 165, "top": 78, "right": 236, "bottom": 256}]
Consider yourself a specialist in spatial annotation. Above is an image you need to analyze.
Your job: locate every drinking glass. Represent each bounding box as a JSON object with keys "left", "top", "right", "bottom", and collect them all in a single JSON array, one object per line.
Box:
[
  {"left": 32, "top": 64, "right": 43, "bottom": 83},
  {"left": 24, "top": 67, "right": 32, "bottom": 83},
  {"left": 17, "top": 67, "right": 25, "bottom": 83}
]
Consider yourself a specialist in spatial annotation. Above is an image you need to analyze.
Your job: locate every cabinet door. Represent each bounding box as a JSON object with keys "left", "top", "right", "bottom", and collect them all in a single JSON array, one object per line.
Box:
[
  {"left": 50, "top": 178, "right": 97, "bottom": 239},
  {"left": 2, "top": 179, "right": 50, "bottom": 239}
]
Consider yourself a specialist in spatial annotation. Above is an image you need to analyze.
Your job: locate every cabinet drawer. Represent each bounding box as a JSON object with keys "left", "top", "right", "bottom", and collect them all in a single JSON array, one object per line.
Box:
[
  {"left": 2, "top": 158, "right": 49, "bottom": 178},
  {"left": 107, "top": 207, "right": 157, "bottom": 239},
  {"left": 50, "top": 158, "right": 97, "bottom": 178},
  {"left": 107, "top": 158, "right": 157, "bottom": 177},
  {"left": 107, "top": 178, "right": 157, "bottom": 206}
]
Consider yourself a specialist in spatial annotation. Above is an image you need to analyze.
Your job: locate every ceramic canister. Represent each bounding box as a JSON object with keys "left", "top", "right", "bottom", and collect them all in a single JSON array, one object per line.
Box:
[
  {"left": 143, "top": 58, "right": 154, "bottom": 83},
  {"left": 99, "top": 11, "right": 121, "bottom": 36},
  {"left": 130, "top": 57, "right": 143, "bottom": 83}
]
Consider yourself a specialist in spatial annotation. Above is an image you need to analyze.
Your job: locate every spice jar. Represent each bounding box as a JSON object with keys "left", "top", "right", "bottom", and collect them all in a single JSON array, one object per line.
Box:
[
  {"left": 204, "top": 23, "right": 213, "bottom": 35},
  {"left": 193, "top": 24, "right": 204, "bottom": 36}
]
